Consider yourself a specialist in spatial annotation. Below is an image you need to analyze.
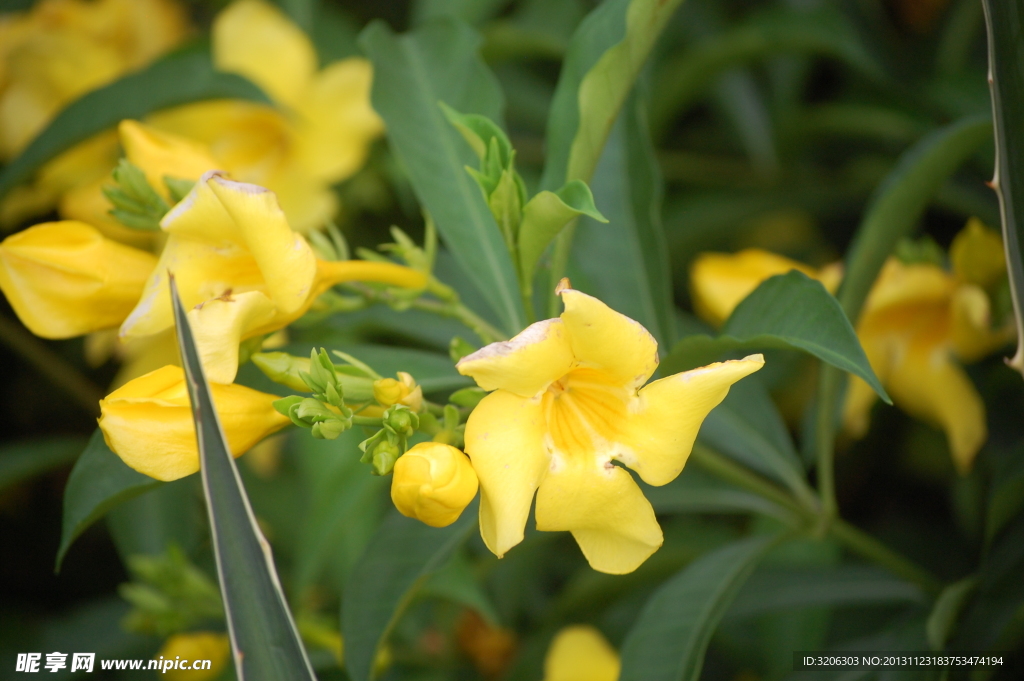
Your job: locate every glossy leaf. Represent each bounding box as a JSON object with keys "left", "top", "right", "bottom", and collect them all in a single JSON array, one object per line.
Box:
[
  {"left": 618, "top": 534, "right": 781, "bottom": 681},
  {"left": 982, "top": 0, "right": 1024, "bottom": 377},
  {"left": 57, "top": 430, "right": 163, "bottom": 570},
  {"left": 343, "top": 507, "right": 478, "bottom": 681},
  {"left": 569, "top": 91, "right": 675, "bottom": 345},
  {"left": 0, "top": 436, "right": 86, "bottom": 492},
  {"left": 518, "top": 179, "right": 605, "bottom": 284},
  {"left": 171, "top": 279, "right": 315, "bottom": 681},
  {"left": 0, "top": 47, "right": 270, "bottom": 201},
  {"left": 359, "top": 19, "right": 524, "bottom": 334}
]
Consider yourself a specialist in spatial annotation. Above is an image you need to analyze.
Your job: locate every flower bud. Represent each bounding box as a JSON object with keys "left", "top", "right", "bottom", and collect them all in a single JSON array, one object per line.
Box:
[
  {"left": 373, "top": 372, "right": 423, "bottom": 411},
  {"left": 312, "top": 418, "right": 348, "bottom": 440},
  {"left": 253, "top": 352, "right": 313, "bottom": 392},
  {"left": 99, "top": 365, "right": 290, "bottom": 481},
  {"left": 384, "top": 405, "right": 418, "bottom": 437},
  {"left": 0, "top": 221, "right": 157, "bottom": 338},
  {"left": 371, "top": 440, "right": 401, "bottom": 476},
  {"left": 157, "top": 632, "right": 230, "bottom": 681},
  {"left": 391, "top": 442, "right": 478, "bottom": 528}
]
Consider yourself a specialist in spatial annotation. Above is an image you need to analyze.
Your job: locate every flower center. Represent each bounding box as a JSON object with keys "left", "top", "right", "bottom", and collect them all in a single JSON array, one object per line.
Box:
[{"left": 541, "top": 367, "right": 629, "bottom": 463}]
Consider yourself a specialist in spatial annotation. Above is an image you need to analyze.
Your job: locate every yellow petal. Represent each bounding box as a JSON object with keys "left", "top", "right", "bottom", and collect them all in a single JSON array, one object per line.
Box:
[
  {"left": 457, "top": 319, "right": 576, "bottom": 397},
  {"left": 212, "top": 0, "right": 316, "bottom": 106},
  {"left": 99, "top": 365, "right": 290, "bottom": 481},
  {"left": 0, "top": 221, "right": 157, "bottom": 338},
  {"left": 543, "top": 626, "right": 620, "bottom": 681},
  {"left": 559, "top": 288, "right": 659, "bottom": 391},
  {"left": 157, "top": 632, "right": 231, "bottom": 681},
  {"left": 391, "top": 442, "right": 479, "bottom": 528},
  {"left": 950, "top": 283, "right": 1012, "bottom": 363},
  {"left": 535, "top": 454, "right": 662, "bottom": 575},
  {"left": 188, "top": 290, "right": 277, "bottom": 384},
  {"left": 59, "top": 176, "right": 160, "bottom": 249},
  {"left": 463, "top": 389, "right": 549, "bottom": 558},
  {"left": 689, "top": 249, "right": 826, "bottom": 327},
  {"left": 950, "top": 217, "right": 1005, "bottom": 289},
  {"left": 294, "top": 58, "right": 384, "bottom": 183},
  {"left": 119, "top": 120, "right": 220, "bottom": 200},
  {"left": 619, "top": 354, "right": 765, "bottom": 486},
  {"left": 861, "top": 259, "right": 955, "bottom": 315},
  {"left": 886, "top": 346, "right": 986, "bottom": 474}
]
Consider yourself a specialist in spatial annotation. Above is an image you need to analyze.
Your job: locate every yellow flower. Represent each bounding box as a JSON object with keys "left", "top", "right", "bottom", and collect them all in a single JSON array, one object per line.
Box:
[
  {"left": 98, "top": 365, "right": 290, "bottom": 481},
  {"left": 542, "top": 625, "right": 620, "bottom": 681},
  {"left": 689, "top": 248, "right": 842, "bottom": 327},
  {"left": 843, "top": 219, "right": 1012, "bottom": 473},
  {"left": 373, "top": 372, "right": 424, "bottom": 411},
  {"left": 0, "top": 220, "right": 156, "bottom": 338},
  {"left": 144, "top": 0, "right": 383, "bottom": 232},
  {"left": 157, "top": 632, "right": 231, "bottom": 681},
  {"left": 119, "top": 171, "right": 426, "bottom": 382},
  {"left": 391, "top": 442, "right": 479, "bottom": 528},
  {"left": 457, "top": 285, "right": 763, "bottom": 574}
]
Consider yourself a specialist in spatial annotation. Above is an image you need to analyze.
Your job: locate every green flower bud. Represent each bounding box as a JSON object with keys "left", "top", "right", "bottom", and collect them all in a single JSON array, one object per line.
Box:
[
  {"left": 312, "top": 419, "right": 348, "bottom": 440},
  {"left": 448, "top": 386, "right": 486, "bottom": 409},
  {"left": 371, "top": 440, "right": 401, "bottom": 476},
  {"left": 254, "top": 353, "right": 312, "bottom": 392},
  {"left": 295, "top": 398, "right": 336, "bottom": 424},
  {"left": 384, "top": 405, "right": 418, "bottom": 437}
]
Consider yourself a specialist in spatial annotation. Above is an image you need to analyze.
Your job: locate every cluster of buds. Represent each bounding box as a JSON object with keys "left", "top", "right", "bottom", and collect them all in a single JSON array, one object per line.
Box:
[
  {"left": 271, "top": 349, "right": 358, "bottom": 440},
  {"left": 358, "top": 404, "right": 420, "bottom": 475}
]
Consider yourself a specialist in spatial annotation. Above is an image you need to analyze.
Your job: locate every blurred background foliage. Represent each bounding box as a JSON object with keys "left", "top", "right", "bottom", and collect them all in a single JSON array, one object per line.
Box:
[{"left": 1, "top": 0, "right": 1023, "bottom": 679}]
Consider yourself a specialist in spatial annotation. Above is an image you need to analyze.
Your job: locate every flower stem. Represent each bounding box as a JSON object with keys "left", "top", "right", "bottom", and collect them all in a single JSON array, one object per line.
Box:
[
  {"left": 410, "top": 297, "right": 506, "bottom": 346},
  {"left": 0, "top": 313, "right": 103, "bottom": 415},
  {"left": 829, "top": 518, "right": 943, "bottom": 594},
  {"left": 689, "top": 443, "right": 806, "bottom": 517}
]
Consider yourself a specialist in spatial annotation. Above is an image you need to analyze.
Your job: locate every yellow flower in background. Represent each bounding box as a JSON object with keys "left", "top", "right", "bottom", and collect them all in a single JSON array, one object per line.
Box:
[
  {"left": 0, "top": 0, "right": 190, "bottom": 226},
  {"left": 457, "top": 284, "right": 763, "bottom": 574},
  {"left": 157, "top": 632, "right": 231, "bottom": 681},
  {"left": 542, "top": 625, "right": 620, "bottom": 681},
  {"left": 843, "top": 219, "right": 1013, "bottom": 473},
  {"left": 689, "top": 248, "right": 843, "bottom": 327},
  {"left": 391, "top": 442, "right": 479, "bottom": 528},
  {"left": 120, "top": 171, "right": 426, "bottom": 382},
  {"left": 145, "top": 0, "right": 384, "bottom": 232},
  {"left": 99, "top": 365, "right": 290, "bottom": 481},
  {"left": 0, "top": 220, "right": 156, "bottom": 338}
]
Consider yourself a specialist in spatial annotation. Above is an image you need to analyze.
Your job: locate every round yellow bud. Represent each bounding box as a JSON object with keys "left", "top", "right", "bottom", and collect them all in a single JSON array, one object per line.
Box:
[
  {"left": 373, "top": 372, "right": 423, "bottom": 411},
  {"left": 156, "top": 632, "right": 230, "bottom": 681},
  {"left": 391, "top": 442, "right": 478, "bottom": 528}
]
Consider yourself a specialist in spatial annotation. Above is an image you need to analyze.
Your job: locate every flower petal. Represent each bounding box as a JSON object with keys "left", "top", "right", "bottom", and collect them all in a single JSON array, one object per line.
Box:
[
  {"left": 119, "top": 120, "right": 219, "bottom": 199},
  {"left": 457, "top": 318, "right": 575, "bottom": 397},
  {"left": 212, "top": 0, "right": 316, "bottom": 106},
  {"left": 950, "top": 217, "right": 1005, "bottom": 289},
  {"left": 558, "top": 288, "right": 659, "bottom": 390},
  {"left": 463, "top": 389, "right": 549, "bottom": 557},
  {"left": 861, "top": 259, "right": 955, "bottom": 315},
  {"left": 188, "top": 290, "right": 277, "bottom": 384},
  {"left": 535, "top": 456, "right": 662, "bottom": 574},
  {"left": 618, "top": 355, "right": 765, "bottom": 486},
  {"left": 950, "top": 283, "right": 1012, "bottom": 363},
  {"left": 542, "top": 626, "right": 620, "bottom": 681}
]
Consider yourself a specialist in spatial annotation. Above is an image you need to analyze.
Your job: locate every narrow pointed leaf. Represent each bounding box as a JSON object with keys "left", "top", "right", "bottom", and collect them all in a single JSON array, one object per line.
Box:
[
  {"left": 982, "top": 0, "right": 1024, "bottom": 377},
  {"left": 0, "top": 47, "right": 269, "bottom": 201},
  {"left": 170, "top": 278, "right": 315, "bottom": 681},
  {"left": 619, "top": 534, "right": 781, "bottom": 681},
  {"left": 518, "top": 180, "right": 605, "bottom": 283},
  {"left": 57, "top": 430, "right": 163, "bottom": 570},
  {"left": 343, "top": 507, "right": 478, "bottom": 681}
]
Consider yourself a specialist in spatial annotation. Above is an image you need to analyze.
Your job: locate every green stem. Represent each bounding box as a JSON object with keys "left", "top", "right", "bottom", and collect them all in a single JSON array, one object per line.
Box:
[
  {"left": 689, "top": 444, "right": 807, "bottom": 517},
  {"left": 830, "top": 518, "right": 943, "bottom": 594},
  {"left": 0, "top": 314, "right": 104, "bottom": 415},
  {"left": 351, "top": 416, "right": 384, "bottom": 427},
  {"left": 409, "top": 298, "right": 506, "bottom": 345}
]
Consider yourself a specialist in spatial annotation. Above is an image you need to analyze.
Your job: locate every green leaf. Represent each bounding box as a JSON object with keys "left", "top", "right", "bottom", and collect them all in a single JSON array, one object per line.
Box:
[
  {"left": 106, "top": 478, "right": 204, "bottom": 562},
  {"left": 649, "top": 7, "right": 885, "bottom": 137},
  {"left": 343, "top": 507, "right": 478, "bottom": 681},
  {"left": 618, "top": 534, "right": 781, "bottom": 681},
  {"left": 0, "top": 436, "right": 85, "bottom": 493},
  {"left": 439, "top": 102, "right": 513, "bottom": 167},
  {"left": 982, "top": 1, "right": 1024, "bottom": 377},
  {"left": 569, "top": 90, "right": 675, "bottom": 345},
  {"left": 518, "top": 179, "right": 605, "bottom": 284},
  {"left": 57, "top": 430, "right": 163, "bottom": 571},
  {"left": 644, "top": 466, "right": 799, "bottom": 524},
  {"left": 170, "top": 279, "right": 315, "bottom": 681},
  {"left": 274, "top": 0, "right": 317, "bottom": 32},
  {"left": 927, "top": 576, "right": 977, "bottom": 650},
  {"left": 0, "top": 46, "right": 270, "bottom": 201},
  {"left": 359, "top": 19, "right": 524, "bottom": 334},
  {"left": 680, "top": 271, "right": 890, "bottom": 402},
  {"left": 420, "top": 550, "right": 501, "bottom": 626},
  {"left": 540, "top": 0, "right": 686, "bottom": 189}
]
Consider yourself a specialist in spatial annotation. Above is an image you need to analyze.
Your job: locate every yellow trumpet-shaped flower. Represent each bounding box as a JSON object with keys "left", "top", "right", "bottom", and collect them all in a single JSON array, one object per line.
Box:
[
  {"left": 0, "top": 220, "right": 157, "bottom": 338},
  {"left": 119, "top": 171, "right": 426, "bottom": 382},
  {"left": 373, "top": 372, "right": 424, "bottom": 411},
  {"left": 157, "top": 632, "right": 231, "bottom": 681},
  {"left": 144, "top": 0, "right": 383, "bottom": 232},
  {"left": 391, "top": 442, "right": 479, "bottom": 528},
  {"left": 542, "top": 625, "right": 620, "bottom": 681},
  {"left": 843, "top": 219, "right": 1013, "bottom": 473},
  {"left": 689, "top": 248, "right": 843, "bottom": 327},
  {"left": 457, "top": 286, "right": 763, "bottom": 574},
  {"left": 99, "top": 365, "right": 290, "bottom": 481}
]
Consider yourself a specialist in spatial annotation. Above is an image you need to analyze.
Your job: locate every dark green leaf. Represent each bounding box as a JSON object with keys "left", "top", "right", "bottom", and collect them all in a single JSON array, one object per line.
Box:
[
  {"left": 359, "top": 19, "right": 524, "bottom": 334},
  {"left": 982, "top": 1, "right": 1024, "bottom": 377},
  {"left": 927, "top": 576, "right": 977, "bottom": 650},
  {"left": 0, "top": 47, "right": 270, "bottom": 201},
  {"left": 569, "top": 91, "right": 675, "bottom": 346},
  {"left": 57, "top": 430, "right": 163, "bottom": 570},
  {"left": 106, "top": 478, "right": 204, "bottom": 562},
  {"left": 343, "top": 507, "right": 478, "bottom": 681},
  {"left": 0, "top": 436, "right": 85, "bottom": 492},
  {"left": 171, "top": 279, "right": 315, "bottom": 681},
  {"left": 420, "top": 550, "right": 501, "bottom": 626},
  {"left": 644, "top": 466, "right": 798, "bottom": 524},
  {"left": 618, "top": 534, "right": 781, "bottom": 681}
]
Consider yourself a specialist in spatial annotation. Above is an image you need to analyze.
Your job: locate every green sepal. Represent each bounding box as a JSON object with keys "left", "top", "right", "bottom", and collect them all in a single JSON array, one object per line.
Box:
[
  {"left": 102, "top": 159, "right": 169, "bottom": 231},
  {"left": 449, "top": 387, "right": 485, "bottom": 409},
  {"left": 163, "top": 175, "right": 195, "bottom": 204},
  {"left": 273, "top": 396, "right": 305, "bottom": 422},
  {"left": 449, "top": 336, "right": 478, "bottom": 363},
  {"left": 894, "top": 236, "right": 946, "bottom": 268},
  {"left": 518, "top": 179, "right": 607, "bottom": 284},
  {"left": 253, "top": 352, "right": 312, "bottom": 393}
]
